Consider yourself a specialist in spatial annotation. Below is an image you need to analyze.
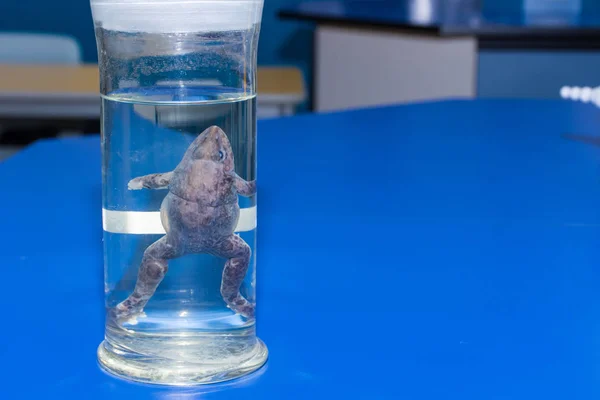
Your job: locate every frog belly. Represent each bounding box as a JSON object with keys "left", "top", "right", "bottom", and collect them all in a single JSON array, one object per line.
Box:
[{"left": 160, "top": 192, "right": 239, "bottom": 246}]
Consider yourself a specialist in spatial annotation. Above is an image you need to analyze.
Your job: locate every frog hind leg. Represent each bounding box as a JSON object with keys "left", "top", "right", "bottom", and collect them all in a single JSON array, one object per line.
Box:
[
  {"left": 211, "top": 234, "right": 255, "bottom": 319},
  {"left": 114, "top": 235, "right": 183, "bottom": 320}
]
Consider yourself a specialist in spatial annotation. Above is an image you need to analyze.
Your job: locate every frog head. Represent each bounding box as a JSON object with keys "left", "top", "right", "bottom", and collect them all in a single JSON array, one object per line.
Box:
[{"left": 185, "top": 125, "right": 235, "bottom": 172}]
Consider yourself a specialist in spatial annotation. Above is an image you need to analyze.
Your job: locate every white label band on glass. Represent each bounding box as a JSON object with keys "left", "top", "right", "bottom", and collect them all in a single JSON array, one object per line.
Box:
[{"left": 102, "top": 206, "right": 256, "bottom": 234}]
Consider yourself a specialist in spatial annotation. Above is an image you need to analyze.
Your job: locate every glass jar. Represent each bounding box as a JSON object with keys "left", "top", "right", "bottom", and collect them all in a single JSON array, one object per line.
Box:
[{"left": 91, "top": 0, "right": 267, "bottom": 385}]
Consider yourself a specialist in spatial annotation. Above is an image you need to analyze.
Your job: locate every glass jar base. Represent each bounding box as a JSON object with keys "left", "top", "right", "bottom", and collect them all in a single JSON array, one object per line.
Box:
[{"left": 97, "top": 338, "right": 268, "bottom": 386}]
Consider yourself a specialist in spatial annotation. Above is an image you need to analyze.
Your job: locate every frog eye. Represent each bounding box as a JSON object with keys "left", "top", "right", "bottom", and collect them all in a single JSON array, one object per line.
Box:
[{"left": 218, "top": 150, "right": 224, "bottom": 160}]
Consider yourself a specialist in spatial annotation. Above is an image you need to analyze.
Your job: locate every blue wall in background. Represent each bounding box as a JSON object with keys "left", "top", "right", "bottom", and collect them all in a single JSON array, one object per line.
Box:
[
  {"left": 259, "top": 0, "right": 313, "bottom": 108},
  {"left": 260, "top": 0, "right": 313, "bottom": 70},
  {"left": 478, "top": 51, "right": 600, "bottom": 98},
  {"left": 478, "top": 0, "right": 600, "bottom": 99},
  {"left": 0, "top": 0, "right": 97, "bottom": 62}
]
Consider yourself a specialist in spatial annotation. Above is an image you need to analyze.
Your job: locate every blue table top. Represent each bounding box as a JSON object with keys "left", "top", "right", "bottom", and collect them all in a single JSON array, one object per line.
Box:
[
  {"left": 2, "top": 99, "right": 600, "bottom": 398},
  {"left": 279, "top": 0, "right": 600, "bottom": 46}
]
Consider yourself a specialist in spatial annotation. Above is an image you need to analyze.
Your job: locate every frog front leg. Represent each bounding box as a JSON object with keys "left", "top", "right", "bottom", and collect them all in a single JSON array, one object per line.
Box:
[
  {"left": 211, "top": 234, "right": 255, "bottom": 318},
  {"left": 233, "top": 174, "right": 256, "bottom": 197},
  {"left": 128, "top": 171, "right": 173, "bottom": 190}
]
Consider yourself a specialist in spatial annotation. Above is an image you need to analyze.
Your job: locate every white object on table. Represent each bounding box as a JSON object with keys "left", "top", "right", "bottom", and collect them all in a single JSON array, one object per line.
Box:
[{"left": 560, "top": 85, "right": 600, "bottom": 106}]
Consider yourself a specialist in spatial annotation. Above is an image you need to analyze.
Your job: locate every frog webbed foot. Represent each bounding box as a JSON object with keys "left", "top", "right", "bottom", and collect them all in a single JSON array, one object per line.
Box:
[
  {"left": 112, "top": 297, "right": 144, "bottom": 321},
  {"left": 225, "top": 293, "right": 255, "bottom": 319}
]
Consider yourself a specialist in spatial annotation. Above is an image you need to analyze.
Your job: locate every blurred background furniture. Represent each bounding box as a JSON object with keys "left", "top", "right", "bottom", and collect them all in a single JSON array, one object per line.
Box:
[
  {"left": 1, "top": 0, "right": 598, "bottom": 155},
  {"left": 279, "top": 0, "right": 600, "bottom": 112},
  {"left": 0, "top": 65, "right": 305, "bottom": 121},
  {"left": 0, "top": 33, "right": 84, "bottom": 159}
]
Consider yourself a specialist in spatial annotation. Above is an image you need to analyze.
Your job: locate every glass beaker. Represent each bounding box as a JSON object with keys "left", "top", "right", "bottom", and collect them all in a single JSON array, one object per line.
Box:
[{"left": 90, "top": 0, "right": 267, "bottom": 385}]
